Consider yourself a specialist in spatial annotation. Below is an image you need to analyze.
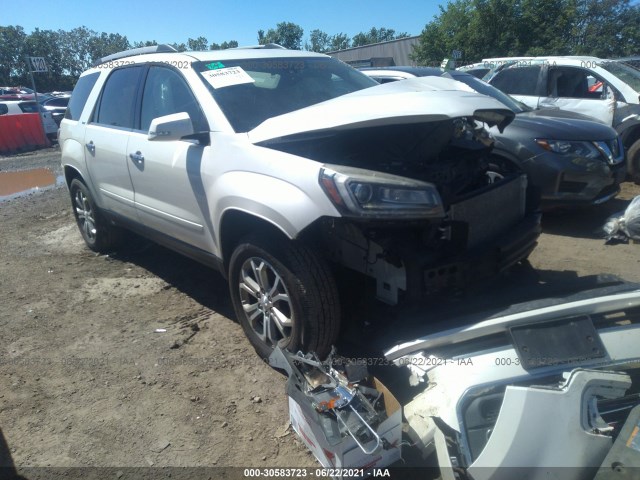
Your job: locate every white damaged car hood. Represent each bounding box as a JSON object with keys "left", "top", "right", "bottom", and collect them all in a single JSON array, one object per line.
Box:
[{"left": 248, "top": 77, "right": 515, "bottom": 144}]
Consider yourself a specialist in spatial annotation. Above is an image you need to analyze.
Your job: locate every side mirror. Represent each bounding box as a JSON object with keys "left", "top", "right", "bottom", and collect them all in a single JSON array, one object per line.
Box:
[{"left": 148, "top": 112, "right": 194, "bottom": 141}]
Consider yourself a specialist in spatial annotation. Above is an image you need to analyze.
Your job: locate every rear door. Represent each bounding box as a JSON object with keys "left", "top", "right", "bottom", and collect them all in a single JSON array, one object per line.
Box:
[
  {"left": 84, "top": 66, "right": 144, "bottom": 219},
  {"left": 126, "top": 65, "right": 214, "bottom": 251}
]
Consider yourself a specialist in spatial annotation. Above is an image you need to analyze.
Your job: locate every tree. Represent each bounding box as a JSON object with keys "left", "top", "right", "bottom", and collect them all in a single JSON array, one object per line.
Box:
[
  {"left": 411, "top": 0, "right": 640, "bottom": 65},
  {"left": 210, "top": 40, "right": 238, "bottom": 50},
  {"left": 132, "top": 40, "right": 158, "bottom": 48},
  {"left": 0, "top": 26, "right": 27, "bottom": 86},
  {"left": 59, "top": 27, "right": 99, "bottom": 78},
  {"left": 187, "top": 36, "right": 208, "bottom": 51},
  {"left": 351, "top": 27, "right": 409, "bottom": 47},
  {"left": 330, "top": 33, "right": 351, "bottom": 51},
  {"left": 258, "top": 22, "right": 304, "bottom": 49},
  {"left": 88, "top": 32, "right": 130, "bottom": 63},
  {"left": 305, "top": 30, "right": 351, "bottom": 52},
  {"left": 22, "top": 28, "right": 66, "bottom": 91},
  {"left": 306, "top": 29, "right": 331, "bottom": 52},
  {"left": 171, "top": 42, "right": 188, "bottom": 52}
]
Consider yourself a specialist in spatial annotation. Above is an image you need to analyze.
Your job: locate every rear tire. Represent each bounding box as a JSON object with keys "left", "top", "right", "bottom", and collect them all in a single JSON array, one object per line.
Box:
[
  {"left": 228, "top": 235, "right": 340, "bottom": 359},
  {"left": 627, "top": 139, "right": 640, "bottom": 184},
  {"left": 69, "top": 179, "right": 123, "bottom": 253}
]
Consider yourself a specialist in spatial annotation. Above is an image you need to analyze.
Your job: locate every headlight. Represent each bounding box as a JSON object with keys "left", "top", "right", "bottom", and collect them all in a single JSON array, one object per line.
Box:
[
  {"left": 319, "top": 165, "right": 444, "bottom": 219},
  {"left": 535, "top": 139, "right": 602, "bottom": 159}
]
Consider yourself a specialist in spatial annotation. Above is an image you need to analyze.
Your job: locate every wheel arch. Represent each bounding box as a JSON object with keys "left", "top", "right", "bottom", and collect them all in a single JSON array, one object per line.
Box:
[
  {"left": 219, "top": 209, "right": 292, "bottom": 271},
  {"left": 64, "top": 165, "right": 85, "bottom": 189}
]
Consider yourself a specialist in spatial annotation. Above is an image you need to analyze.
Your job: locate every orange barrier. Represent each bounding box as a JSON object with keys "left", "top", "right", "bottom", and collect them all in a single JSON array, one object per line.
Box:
[{"left": 0, "top": 114, "right": 50, "bottom": 153}]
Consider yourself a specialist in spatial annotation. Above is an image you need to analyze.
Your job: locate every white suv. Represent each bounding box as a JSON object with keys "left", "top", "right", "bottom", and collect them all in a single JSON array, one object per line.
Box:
[
  {"left": 60, "top": 45, "right": 541, "bottom": 358},
  {"left": 485, "top": 56, "right": 640, "bottom": 181}
]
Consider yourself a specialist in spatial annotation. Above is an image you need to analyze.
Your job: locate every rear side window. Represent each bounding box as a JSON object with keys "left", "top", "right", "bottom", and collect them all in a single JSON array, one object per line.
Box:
[
  {"left": 94, "top": 67, "right": 143, "bottom": 128},
  {"left": 490, "top": 66, "right": 542, "bottom": 95},
  {"left": 0, "top": 104, "right": 8, "bottom": 115},
  {"left": 65, "top": 72, "right": 100, "bottom": 121}
]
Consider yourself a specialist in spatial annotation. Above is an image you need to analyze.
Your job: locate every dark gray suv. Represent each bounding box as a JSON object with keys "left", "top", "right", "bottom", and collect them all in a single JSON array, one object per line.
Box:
[{"left": 363, "top": 67, "right": 626, "bottom": 208}]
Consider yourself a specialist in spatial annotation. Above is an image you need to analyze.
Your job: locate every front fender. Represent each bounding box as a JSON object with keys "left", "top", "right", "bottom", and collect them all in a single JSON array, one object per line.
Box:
[{"left": 212, "top": 170, "right": 340, "bottom": 244}]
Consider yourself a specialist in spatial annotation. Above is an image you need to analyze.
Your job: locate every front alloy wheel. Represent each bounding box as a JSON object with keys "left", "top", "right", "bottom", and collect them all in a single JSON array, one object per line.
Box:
[
  {"left": 238, "top": 257, "right": 294, "bottom": 348},
  {"left": 228, "top": 236, "right": 340, "bottom": 359}
]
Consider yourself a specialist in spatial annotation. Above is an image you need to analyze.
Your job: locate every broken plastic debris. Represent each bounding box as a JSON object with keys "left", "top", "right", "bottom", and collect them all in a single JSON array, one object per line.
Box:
[
  {"left": 604, "top": 195, "right": 640, "bottom": 243},
  {"left": 154, "top": 328, "right": 167, "bottom": 333}
]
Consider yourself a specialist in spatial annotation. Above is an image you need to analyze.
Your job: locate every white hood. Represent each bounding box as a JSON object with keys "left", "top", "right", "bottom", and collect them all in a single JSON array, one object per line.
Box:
[{"left": 248, "top": 77, "right": 514, "bottom": 144}]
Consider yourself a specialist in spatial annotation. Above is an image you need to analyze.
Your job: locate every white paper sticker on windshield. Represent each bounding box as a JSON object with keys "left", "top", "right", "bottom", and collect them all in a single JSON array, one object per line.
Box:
[{"left": 201, "top": 67, "right": 255, "bottom": 89}]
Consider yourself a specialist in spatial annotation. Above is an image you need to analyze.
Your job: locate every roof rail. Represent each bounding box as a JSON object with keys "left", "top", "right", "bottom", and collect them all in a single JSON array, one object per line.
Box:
[
  {"left": 231, "top": 43, "right": 287, "bottom": 50},
  {"left": 93, "top": 44, "right": 178, "bottom": 67}
]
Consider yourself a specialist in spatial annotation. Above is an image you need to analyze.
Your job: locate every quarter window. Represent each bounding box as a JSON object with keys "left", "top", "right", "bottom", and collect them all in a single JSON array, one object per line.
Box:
[{"left": 65, "top": 72, "right": 99, "bottom": 121}]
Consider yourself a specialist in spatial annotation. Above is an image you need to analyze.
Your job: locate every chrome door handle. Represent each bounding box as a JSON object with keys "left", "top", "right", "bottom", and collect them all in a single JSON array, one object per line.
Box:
[
  {"left": 129, "top": 151, "right": 144, "bottom": 164},
  {"left": 86, "top": 141, "right": 95, "bottom": 154}
]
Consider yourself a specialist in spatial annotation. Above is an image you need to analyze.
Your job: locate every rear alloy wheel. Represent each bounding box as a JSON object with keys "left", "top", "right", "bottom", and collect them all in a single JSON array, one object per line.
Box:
[
  {"left": 69, "top": 179, "right": 122, "bottom": 253},
  {"left": 228, "top": 236, "right": 340, "bottom": 359}
]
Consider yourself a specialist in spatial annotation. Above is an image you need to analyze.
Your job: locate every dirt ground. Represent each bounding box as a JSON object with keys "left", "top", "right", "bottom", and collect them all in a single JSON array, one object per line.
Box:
[{"left": 1, "top": 146, "right": 639, "bottom": 475}]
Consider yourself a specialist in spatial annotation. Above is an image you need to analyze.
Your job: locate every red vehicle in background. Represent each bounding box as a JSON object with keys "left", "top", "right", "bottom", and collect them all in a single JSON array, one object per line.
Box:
[{"left": 0, "top": 87, "right": 35, "bottom": 100}]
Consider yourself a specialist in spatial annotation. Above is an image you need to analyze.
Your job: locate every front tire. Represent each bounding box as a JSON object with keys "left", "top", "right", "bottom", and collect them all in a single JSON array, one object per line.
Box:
[
  {"left": 228, "top": 236, "right": 340, "bottom": 359},
  {"left": 69, "top": 179, "right": 122, "bottom": 253}
]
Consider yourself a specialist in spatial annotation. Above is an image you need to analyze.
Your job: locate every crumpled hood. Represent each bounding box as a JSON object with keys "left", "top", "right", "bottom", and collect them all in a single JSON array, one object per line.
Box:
[
  {"left": 248, "top": 77, "right": 515, "bottom": 144},
  {"left": 509, "top": 109, "right": 618, "bottom": 141}
]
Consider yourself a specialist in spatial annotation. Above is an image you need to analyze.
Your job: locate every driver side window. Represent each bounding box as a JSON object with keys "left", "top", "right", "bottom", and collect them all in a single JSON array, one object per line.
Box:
[{"left": 140, "top": 66, "right": 207, "bottom": 132}]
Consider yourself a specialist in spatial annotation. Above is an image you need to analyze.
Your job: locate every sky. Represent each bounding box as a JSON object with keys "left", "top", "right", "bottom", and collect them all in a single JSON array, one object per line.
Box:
[{"left": 2, "top": 0, "right": 442, "bottom": 47}]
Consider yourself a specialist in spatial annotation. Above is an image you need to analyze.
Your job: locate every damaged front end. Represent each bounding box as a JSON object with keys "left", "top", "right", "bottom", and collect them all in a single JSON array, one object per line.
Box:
[
  {"left": 257, "top": 93, "right": 540, "bottom": 303},
  {"left": 385, "top": 287, "right": 640, "bottom": 479}
]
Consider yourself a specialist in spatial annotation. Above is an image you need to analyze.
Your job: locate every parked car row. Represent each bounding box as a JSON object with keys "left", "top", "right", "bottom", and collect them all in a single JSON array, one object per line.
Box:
[
  {"left": 0, "top": 100, "right": 58, "bottom": 141},
  {"left": 472, "top": 56, "right": 640, "bottom": 183}
]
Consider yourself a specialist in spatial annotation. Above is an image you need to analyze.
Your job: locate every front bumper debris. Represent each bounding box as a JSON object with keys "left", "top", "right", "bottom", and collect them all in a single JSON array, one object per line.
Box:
[{"left": 269, "top": 347, "right": 402, "bottom": 474}]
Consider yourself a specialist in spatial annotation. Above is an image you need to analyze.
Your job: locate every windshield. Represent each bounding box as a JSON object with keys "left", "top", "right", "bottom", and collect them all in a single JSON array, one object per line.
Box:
[
  {"left": 600, "top": 61, "right": 640, "bottom": 93},
  {"left": 194, "top": 57, "right": 377, "bottom": 132},
  {"left": 447, "top": 72, "right": 529, "bottom": 113}
]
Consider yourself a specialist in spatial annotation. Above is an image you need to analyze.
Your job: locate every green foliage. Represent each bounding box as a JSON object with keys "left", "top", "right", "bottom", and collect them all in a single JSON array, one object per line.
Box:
[
  {"left": 187, "top": 36, "right": 209, "bottom": 51},
  {"left": 330, "top": 33, "right": 351, "bottom": 51},
  {"left": 412, "top": 0, "right": 640, "bottom": 65},
  {"left": 210, "top": 40, "right": 238, "bottom": 50},
  {"left": 352, "top": 27, "right": 409, "bottom": 47},
  {"left": 0, "top": 24, "right": 241, "bottom": 90},
  {"left": 258, "top": 22, "right": 304, "bottom": 50},
  {"left": 305, "top": 29, "right": 351, "bottom": 52}
]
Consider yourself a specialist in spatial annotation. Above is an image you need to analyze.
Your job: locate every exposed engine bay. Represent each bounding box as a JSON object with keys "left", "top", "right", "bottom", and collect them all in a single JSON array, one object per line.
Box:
[
  {"left": 262, "top": 118, "right": 496, "bottom": 207},
  {"left": 271, "top": 118, "right": 540, "bottom": 304}
]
